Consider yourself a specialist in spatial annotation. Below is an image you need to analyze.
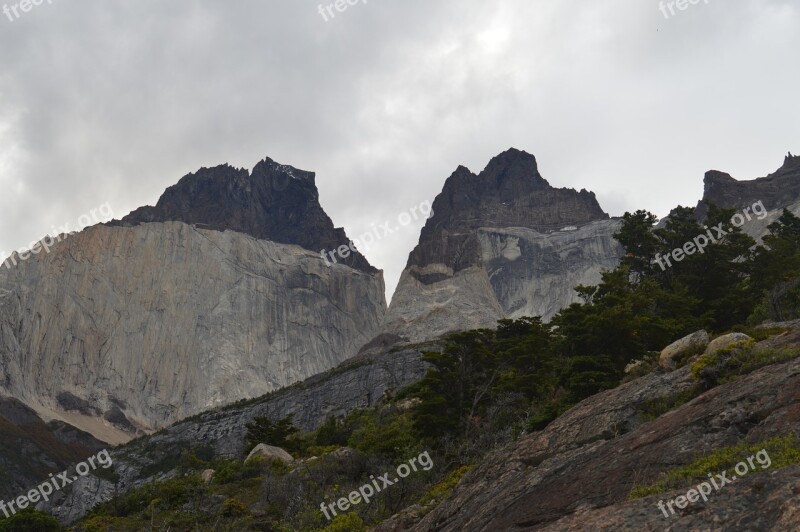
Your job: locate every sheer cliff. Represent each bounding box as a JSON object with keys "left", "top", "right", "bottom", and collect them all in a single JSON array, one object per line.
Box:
[{"left": 0, "top": 158, "right": 386, "bottom": 440}]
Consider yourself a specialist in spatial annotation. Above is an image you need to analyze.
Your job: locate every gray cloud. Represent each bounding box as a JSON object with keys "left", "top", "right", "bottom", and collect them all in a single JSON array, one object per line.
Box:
[{"left": 1, "top": 0, "right": 798, "bottom": 299}]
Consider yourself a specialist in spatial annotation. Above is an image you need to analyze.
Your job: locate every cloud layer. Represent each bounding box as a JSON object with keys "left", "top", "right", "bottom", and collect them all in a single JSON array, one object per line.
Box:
[{"left": 1, "top": 0, "right": 798, "bottom": 299}]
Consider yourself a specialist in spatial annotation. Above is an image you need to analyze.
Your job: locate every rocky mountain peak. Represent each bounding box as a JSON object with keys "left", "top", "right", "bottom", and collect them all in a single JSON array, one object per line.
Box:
[
  {"left": 480, "top": 147, "right": 549, "bottom": 193},
  {"left": 113, "top": 157, "right": 376, "bottom": 273},
  {"left": 407, "top": 148, "right": 608, "bottom": 271},
  {"left": 781, "top": 152, "right": 800, "bottom": 171},
  {"left": 697, "top": 153, "right": 800, "bottom": 219}
]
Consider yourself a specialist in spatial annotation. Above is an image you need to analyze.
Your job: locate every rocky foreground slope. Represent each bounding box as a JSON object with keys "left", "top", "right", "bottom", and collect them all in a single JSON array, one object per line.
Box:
[
  {"left": 0, "top": 158, "right": 386, "bottom": 439},
  {"left": 382, "top": 149, "right": 625, "bottom": 342},
  {"left": 402, "top": 326, "right": 800, "bottom": 531}
]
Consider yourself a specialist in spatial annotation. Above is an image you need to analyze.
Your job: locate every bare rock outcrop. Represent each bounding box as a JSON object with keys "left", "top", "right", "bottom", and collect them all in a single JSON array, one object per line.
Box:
[
  {"left": 382, "top": 149, "right": 624, "bottom": 342},
  {"left": 0, "top": 158, "right": 387, "bottom": 438}
]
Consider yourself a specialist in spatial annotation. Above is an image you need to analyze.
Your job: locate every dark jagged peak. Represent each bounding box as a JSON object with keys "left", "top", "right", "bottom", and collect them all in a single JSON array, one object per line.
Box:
[
  {"left": 407, "top": 148, "right": 609, "bottom": 272},
  {"left": 781, "top": 151, "right": 800, "bottom": 171},
  {"left": 696, "top": 152, "right": 800, "bottom": 219},
  {"left": 112, "top": 157, "right": 377, "bottom": 273}
]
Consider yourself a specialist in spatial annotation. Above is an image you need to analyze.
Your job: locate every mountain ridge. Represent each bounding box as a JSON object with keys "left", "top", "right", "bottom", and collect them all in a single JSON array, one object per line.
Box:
[{"left": 111, "top": 157, "right": 377, "bottom": 273}]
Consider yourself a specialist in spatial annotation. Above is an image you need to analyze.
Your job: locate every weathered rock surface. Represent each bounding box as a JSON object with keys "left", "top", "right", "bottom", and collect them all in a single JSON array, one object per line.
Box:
[
  {"left": 0, "top": 157, "right": 387, "bottom": 438},
  {"left": 705, "top": 332, "right": 753, "bottom": 355},
  {"left": 539, "top": 464, "right": 800, "bottom": 531},
  {"left": 245, "top": 444, "right": 294, "bottom": 464},
  {"left": 382, "top": 149, "right": 624, "bottom": 342},
  {"left": 411, "top": 339, "right": 800, "bottom": 530},
  {"left": 659, "top": 330, "right": 709, "bottom": 369}
]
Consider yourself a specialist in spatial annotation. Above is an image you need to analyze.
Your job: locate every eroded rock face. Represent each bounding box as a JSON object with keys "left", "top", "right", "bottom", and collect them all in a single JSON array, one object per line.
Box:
[
  {"left": 382, "top": 149, "right": 624, "bottom": 341},
  {"left": 659, "top": 330, "right": 709, "bottom": 370},
  {"left": 539, "top": 464, "right": 800, "bottom": 531},
  {"left": 0, "top": 222, "right": 385, "bottom": 435},
  {"left": 0, "top": 157, "right": 387, "bottom": 438}
]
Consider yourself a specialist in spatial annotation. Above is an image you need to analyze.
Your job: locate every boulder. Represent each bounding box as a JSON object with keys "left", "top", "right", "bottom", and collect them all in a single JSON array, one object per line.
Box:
[
  {"left": 705, "top": 333, "right": 752, "bottom": 356},
  {"left": 659, "top": 330, "right": 709, "bottom": 370},
  {"left": 201, "top": 469, "right": 215, "bottom": 484},
  {"left": 245, "top": 444, "right": 294, "bottom": 465}
]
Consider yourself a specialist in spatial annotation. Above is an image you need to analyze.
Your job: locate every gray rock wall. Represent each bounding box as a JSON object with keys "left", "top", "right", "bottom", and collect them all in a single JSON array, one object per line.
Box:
[
  {"left": 383, "top": 220, "right": 625, "bottom": 342},
  {"left": 0, "top": 221, "right": 386, "bottom": 435}
]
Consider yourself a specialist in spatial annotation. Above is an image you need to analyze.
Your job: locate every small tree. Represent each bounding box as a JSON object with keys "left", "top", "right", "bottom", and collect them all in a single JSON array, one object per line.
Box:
[{"left": 244, "top": 414, "right": 299, "bottom": 454}]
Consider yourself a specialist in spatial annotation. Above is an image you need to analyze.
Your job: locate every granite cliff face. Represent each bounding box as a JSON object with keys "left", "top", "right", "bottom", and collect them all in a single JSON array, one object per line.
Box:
[
  {"left": 0, "top": 159, "right": 386, "bottom": 439},
  {"left": 382, "top": 149, "right": 624, "bottom": 341}
]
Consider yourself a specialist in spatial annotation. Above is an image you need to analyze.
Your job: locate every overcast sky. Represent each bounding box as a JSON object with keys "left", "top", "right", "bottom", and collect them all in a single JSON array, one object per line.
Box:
[{"left": 1, "top": 0, "right": 798, "bottom": 300}]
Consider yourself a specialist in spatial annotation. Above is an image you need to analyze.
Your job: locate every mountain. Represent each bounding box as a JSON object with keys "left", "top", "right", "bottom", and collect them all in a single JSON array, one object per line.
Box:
[
  {"left": 8, "top": 150, "right": 799, "bottom": 530},
  {"left": 382, "top": 148, "right": 625, "bottom": 342},
  {"left": 113, "top": 158, "right": 376, "bottom": 273},
  {"left": 697, "top": 153, "right": 800, "bottom": 220},
  {"left": 0, "top": 158, "right": 386, "bottom": 441},
  {"left": 694, "top": 153, "right": 800, "bottom": 238}
]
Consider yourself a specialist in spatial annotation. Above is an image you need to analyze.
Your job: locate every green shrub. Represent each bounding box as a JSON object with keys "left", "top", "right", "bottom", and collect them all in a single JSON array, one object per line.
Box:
[
  {"left": 0, "top": 509, "right": 63, "bottom": 531},
  {"left": 244, "top": 415, "right": 300, "bottom": 455},
  {"left": 640, "top": 386, "right": 704, "bottom": 420},
  {"left": 221, "top": 498, "right": 248, "bottom": 517},
  {"left": 629, "top": 434, "right": 800, "bottom": 499},
  {"left": 212, "top": 458, "right": 262, "bottom": 484},
  {"left": 421, "top": 465, "right": 473, "bottom": 506},
  {"left": 691, "top": 340, "right": 800, "bottom": 386},
  {"left": 347, "top": 412, "right": 416, "bottom": 461},
  {"left": 321, "top": 512, "right": 368, "bottom": 532}
]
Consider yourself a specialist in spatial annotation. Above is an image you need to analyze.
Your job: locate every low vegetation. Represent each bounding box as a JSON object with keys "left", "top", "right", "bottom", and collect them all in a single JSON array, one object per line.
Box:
[
  {"left": 629, "top": 434, "right": 800, "bottom": 499},
  {"left": 691, "top": 340, "right": 800, "bottom": 387},
  {"left": 67, "top": 207, "right": 800, "bottom": 530}
]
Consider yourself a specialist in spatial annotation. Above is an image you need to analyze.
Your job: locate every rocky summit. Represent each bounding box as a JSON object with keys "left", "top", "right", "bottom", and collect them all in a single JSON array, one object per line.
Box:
[
  {"left": 0, "top": 157, "right": 386, "bottom": 440},
  {"left": 113, "top": 157, "right": 376, "bottom": 273},
  {"left": 382, "top": 148, "right": 624, "bottom": 341},
  {"left": 697, "top": 153, "right": 800, "bottom": 220}
]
